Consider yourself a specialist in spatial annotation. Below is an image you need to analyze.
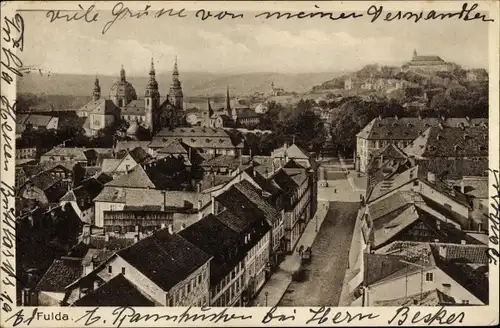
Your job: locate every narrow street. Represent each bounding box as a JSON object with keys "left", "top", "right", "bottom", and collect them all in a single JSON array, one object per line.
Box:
[
  {"left": 253, "top": 160, "right": 365, "bottom": 307},
  {"left": 278, "top": 201, "right": 360, "bottom": 306}
]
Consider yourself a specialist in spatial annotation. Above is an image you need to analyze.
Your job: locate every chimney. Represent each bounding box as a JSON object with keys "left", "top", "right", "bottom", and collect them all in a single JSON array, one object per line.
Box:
[
  {"left": 460, "top": 180, "right": 465, "bottom": 193},
  {"left": 442, "top": 283, "right": 451, "bottom": 295},
  {"left": 378, "top": 113, "right": 382, "bottom": 119},
  {"left": 89, "top": 255, "right": 97, "bottom": 272},
  {"left": 135, "top": 224, "right": 140, "bottom": 233},
  {"left": 272, "top": 162, "right": 275, "bottom": 174},
  {"left": 93, "top": 280, "right": 100, "bottom": 291},
  {"left": 211, "top": 173, "right": 216, "bottom": 187},
  {"left": 104, "top": 233, "right": 110, "bottom": 242},
  {"left": 465, "top": 116, "right": 471, "bottom": 122},
  {"left": 427, "top": 171, "right": 436, "bottom": 184},
  {"left": 436, "top": 221, "right": 441, "bottom": 230},
  {"left": 196, "top": 182, "right": 201, "bottom": 193},
  {"left": 168, "top": 224, "right": 173, "bottom": 234},
  {"left": 461, "top": 240, "right": 466, "bottom": 245},
  {"left": 249, "top": 148, "right": 253, "bottom": 158},
  {"left": 439, "top": 244, "right": 446, "bottom": 258},
  {"left": 418, "top": 113, "right": 423, "bottom": 120},
  {"left": 161, "top": 223, "right": 166, "bottom": 229},
  {"left": 394, "top": 114, "right": 399, "bottom": 120},
  {"left": 211, "top": 196, "right": 215, "bottom": 214},
  {"left": 253, "top": 168, "right": 256, "bottom": 177},
  {"left": 438, "top": 122, "right": 444, "bottom": 130},
  {"left": 134, "top": 235, "right": 139, "bottom": 243}
]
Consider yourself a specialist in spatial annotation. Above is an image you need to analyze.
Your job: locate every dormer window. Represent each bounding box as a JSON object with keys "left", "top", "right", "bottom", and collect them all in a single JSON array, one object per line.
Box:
[
  {"left": 454, "top": 145, "right": 461, "bottom": 151},
  {"left": 436, "top": 134, "right": 443, "bottom": 140}
]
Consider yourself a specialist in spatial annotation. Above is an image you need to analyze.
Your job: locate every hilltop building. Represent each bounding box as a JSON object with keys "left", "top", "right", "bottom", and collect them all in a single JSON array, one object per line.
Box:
[
  {"left": 402, "top": 49, "right": 453, "bottom": 73},
  {"left": 269, "top": 81, "right": 287, "bottom": 96},
  {"left": 79, "top": 58, "right": 185, "bottom": 137}
]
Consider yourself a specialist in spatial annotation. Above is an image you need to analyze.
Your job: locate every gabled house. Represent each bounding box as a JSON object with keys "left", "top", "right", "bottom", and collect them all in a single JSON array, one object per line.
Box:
[
  {"left": 354, "top": 242, "right": 489, "bottom": 306},
  {"left": 60, "top": 177, "right": 106, "bottom": 224},
  {"left": 63, "top": 228, "right": 212, "bottom": 307},
  {"left": 179, "top": 214, "right": 246, "bottom": 306},
  {"left": 214, "top": 187, "right": 271, "bottom": 301}
]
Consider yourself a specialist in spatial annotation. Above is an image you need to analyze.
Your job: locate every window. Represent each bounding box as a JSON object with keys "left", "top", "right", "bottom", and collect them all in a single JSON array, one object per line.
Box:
[
  {"left": 121, "top": 267, "right": 126, "bottom": 275},
  {"left": 413, "top": 180, "right": 419, "bottom": 187},
  {"left": 462, "top": 300, "right": 470, "bottom": 305},
  {"left": 198, "top": 275, "right": 202, "bottom": 285},
  {"left": 425, "top": 272, "right": 434, "bottom": 281},
  {"left": 187, "top": 283, "right": 191, "bottom": 293},
  {"left": 108, "top": 266, "right": 112, "bottom": 274}
]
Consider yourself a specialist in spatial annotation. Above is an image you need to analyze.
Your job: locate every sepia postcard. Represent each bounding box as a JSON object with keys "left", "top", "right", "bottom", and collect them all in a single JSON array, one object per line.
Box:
[{"left": 1, "top": 0, "right": 499, "bottom": 327}]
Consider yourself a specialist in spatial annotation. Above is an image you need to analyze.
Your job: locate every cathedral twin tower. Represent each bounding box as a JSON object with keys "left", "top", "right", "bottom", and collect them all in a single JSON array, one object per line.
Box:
[{"left": 91, "top": 57, "right": 184, "bottom": 135}]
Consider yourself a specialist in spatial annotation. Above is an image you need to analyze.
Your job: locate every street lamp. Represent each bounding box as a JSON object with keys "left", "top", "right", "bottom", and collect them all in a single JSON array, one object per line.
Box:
[{"left": 265, "top": 292, "right": 269, "bottom": 306}]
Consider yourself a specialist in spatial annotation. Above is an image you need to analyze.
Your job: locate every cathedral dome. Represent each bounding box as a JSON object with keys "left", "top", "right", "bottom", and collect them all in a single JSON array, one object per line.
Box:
[{"left": 109, "top": 80, "right": 137, "bottom": 100}]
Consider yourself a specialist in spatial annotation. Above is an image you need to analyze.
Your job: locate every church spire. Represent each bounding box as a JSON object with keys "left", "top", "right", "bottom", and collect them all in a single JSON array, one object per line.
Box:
[
  {"left": 413, "top": 49, "right": 417, "bottom": 58},
  {"left": 120, "top": 64, "right": 126, "bottom": 81},
  {"left": 226, "top": 86, "right": 231, "bottom": 112},
  {"left": 149, "top": 57, "right": 155, "bottom": 77},
  {"left": 93, "top": 76, "right": 101, "bottom": 101},
  {"left": 207, "top": 97, "right": 213, "bottom": 117},
  {"left": 173, "top": 55, "right": 179, "bottom": 79}
]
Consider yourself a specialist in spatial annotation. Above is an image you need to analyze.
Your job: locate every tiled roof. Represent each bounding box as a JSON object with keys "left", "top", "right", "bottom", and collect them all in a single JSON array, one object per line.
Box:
[
  {"left": 101, "top": 159, "right": 122, "bottom": 173},
  {"left": 106, "top": 165, "right": 156, "bottom": 189},
  {"left": 430, "top": 243, "right": 489, "bottom": 264},
  {"left": 179, "top": 214, "right": 243, "bottom": 285},
  {"left": 416, "top": 158, "right": 488, "bottom": 180},
  {"left": 356, "top": 117, "right": 488, "bottom": 141},
  {"left": 81, "top": 99, "right": 118, "bottom": 115},
  {"left": 118, "top": 229, "right": 211, "bottom": 291},
  {"left": 42, "top": 148, "right": 96, "bottom": 162},
  {"left": 121, "top": 100, "right": 146, "bottom": 115},
  {"left": 367, "top": 191, "right": 415, "bottom": 220},
  {"left": 157, "top": 139, "right": 188, "bottom": 154},
  {"left": 272, "top": 143, "right": 311, "bottom": 160},
  {"left": 430, "top": 245, "right": 489, "bottom": 303},
  {"left": 39, "top": 161, "right": 79, "bottom": 172},
  {"left": 60, "top": 177, "right": 105, "bottom": 211},
  {"left": 36, "top": 257, "right": 83, "bottom": 292},
  {"left": 86, "top": 236, "right": 136, "bottom": 251},
  {"left": 115, "top": 141, "right": 151, "bottom": 152},
  {"left": 420, "top": 195, "right": 470, "bottom": 229},
  {"left": 374, "top": 289, "right": 456, "bottom": 306},
  {"left": 73, "top": 274, "right": 154, "bottom": 306},
  {"left": 363, "top": 253, "right": 407, "bottom": 285},
  {"left": 370, "top": 204, "right": 419, "bottom": 249},
  {"left": 26, "top": 171, "right": 63, "bottom": 191},
  {"left": 404, "top": 126, "right": 488, "bottom": 158},
  {"left": 155, "top": 126, "right": 230, "bottom": 138},
  {"left": 81, "top": 248, "right": 114, "bottom": 267},
  {"left": 233, "top": 180, "right": 280, "bottom": 224},
  {"left": 23, "top": 114, "right": 55, "bottom": 127},
  {"left": 128, "top": 147, "right": 150, "bottom": 164},
  {"left": 216, "top": 184, "right": 271, "bottom": 224},
  {"left": 462, "top": 178, "right": 489, "bottom": 199},
  {"left": 200, "top": 155, "right": 251, "bottom": 170}
]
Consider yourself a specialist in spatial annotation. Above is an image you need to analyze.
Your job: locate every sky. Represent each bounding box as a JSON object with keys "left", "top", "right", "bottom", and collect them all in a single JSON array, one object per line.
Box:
[{"left": 20, "top": 4, "right": 490, "bottom": 76}]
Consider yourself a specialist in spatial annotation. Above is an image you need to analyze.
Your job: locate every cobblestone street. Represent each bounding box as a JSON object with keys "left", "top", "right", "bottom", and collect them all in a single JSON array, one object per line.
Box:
[
  {"left": 253, "top": 161, "right": 363, "bottom": 307},
  {"left": 278, "top": 201, "right": 360, "bottom": 306}
]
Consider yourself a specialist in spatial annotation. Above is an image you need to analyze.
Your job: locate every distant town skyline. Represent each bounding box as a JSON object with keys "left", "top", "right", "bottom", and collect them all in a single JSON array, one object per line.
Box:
[{"left": 23, "top": 9, "right": 489, "bottom": 76}]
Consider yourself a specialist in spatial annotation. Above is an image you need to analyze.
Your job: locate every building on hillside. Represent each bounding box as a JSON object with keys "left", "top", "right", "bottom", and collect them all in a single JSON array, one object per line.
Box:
[
  {"left": 60, "top": 176, "right": 106, "bottom": 224},
  {"left": 62, "top": 229, "right": 212, "bottom": 307},
  {"left": 402, "top": 49, "right": 454, "bottom": 73},
  {"left": 355, "top": 116, "right": 488, "bottom": 173},
  {"left": 269, "top": 81, "right": 287, "bottom": 96}
]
